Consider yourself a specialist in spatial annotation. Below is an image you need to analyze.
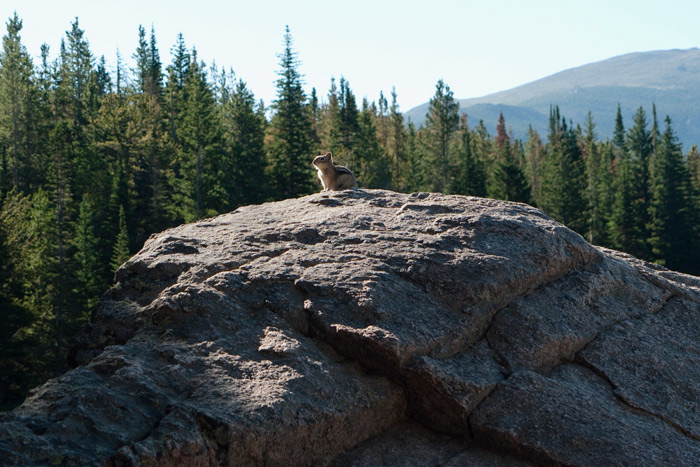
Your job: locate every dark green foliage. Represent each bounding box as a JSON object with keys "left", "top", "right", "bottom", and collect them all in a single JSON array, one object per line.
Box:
[
  {"left": 488, "top": 113, "right": 530, "bottom": 203},
  {"left": 402, "top": 121, "right": 426, "bottom": 192},
  {"left": 424, "top": 79, "right": 459, "bottom": 193},
  {"left": 625, "top": 107, "right": 653, "bottom": 257},
  {"left": 588, "top": 141, "right": 615, "bottom": 246},
  {"left": 110, "top": 204, "right": 130, "bottom": 271},
  {"left": 266, "top": 26, "right": 314, "bottom": 199},
  {"left": 354, "top": 99, "right": 391, "bottom": 189},
  {"left": 488, "top": 153, "right": 531, "bottom": 203},
  {"left": 0, "top": 13, "right": 39, "bottom": 194},
  {"left": 451, "top": 116, "right": 486, "bottom": 197},
  {"left": 387, "top": 88, "right": 407, "bottom": 190},
  {"left": 0, "top": 191, "right": 34, "bottom": 409},
  {"left": 538, "top": 107, "right": 588, "bottom": 234},
  {"left": 608, "top": 150, "right": 638, "bottom": 252},
  {"left": 71, "top": 195, "right": 104, "bottom": 314},
  {"left": 220, "top": 75, "right": 267, "bottom": 207},
  {"left": 647, "top": 117, "right": 700, "bottom": 273},
  {"left": 174, "top": 51, "right": 221, "bottom": 220}
]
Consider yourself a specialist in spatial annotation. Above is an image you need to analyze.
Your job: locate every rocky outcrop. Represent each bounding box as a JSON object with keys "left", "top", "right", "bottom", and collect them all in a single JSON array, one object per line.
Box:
[{"left": 2, "top": 189, "right": 700, "bottom": 466}]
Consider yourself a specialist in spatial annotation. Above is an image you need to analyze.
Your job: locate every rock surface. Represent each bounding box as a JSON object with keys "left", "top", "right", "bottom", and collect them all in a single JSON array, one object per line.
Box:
[{"left": 2, "top": 189, "right": 700, "bottom": 466}]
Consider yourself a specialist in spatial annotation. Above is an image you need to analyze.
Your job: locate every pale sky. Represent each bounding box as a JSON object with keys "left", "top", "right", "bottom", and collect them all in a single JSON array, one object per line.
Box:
[{"left": 6, "top": 0, "right": 700, "bottom": 112}]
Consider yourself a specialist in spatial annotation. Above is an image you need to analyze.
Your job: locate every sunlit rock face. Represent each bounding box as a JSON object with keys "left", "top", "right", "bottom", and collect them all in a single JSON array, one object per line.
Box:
[{"left": 2, "top": 189, "right": 700, "bottom": 466}]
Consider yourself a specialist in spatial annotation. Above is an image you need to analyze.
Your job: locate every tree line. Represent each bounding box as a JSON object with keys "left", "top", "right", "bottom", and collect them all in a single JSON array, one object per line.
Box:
[{"left": 1, "top": 14, "right": 699, "bottom": 409}]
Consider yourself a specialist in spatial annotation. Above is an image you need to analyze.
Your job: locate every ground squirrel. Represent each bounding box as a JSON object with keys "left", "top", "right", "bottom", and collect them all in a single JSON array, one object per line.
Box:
[{"left": 312, "top": 152, "right": 357, "bottom": 191}]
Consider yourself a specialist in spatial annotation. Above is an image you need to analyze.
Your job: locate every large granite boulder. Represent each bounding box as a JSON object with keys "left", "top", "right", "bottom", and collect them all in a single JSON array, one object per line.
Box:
[{"left": 1, "top": 189, "right": 699, "bottom": 466}]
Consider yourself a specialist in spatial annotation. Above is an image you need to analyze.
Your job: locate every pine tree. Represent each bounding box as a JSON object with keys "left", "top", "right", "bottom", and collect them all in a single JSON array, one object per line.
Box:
[
  {"left": 171, "top": 50, "right": 221, "bottom": 220},
  {"left": 111, "top": 205, "right": 130, "bottom": 271},
  {"left": 488, "top": 150, "right": 531, "bottom": 203},
  {"left": 613, "top": 104, "right": 625, "bottom": 151},
  {"left": 317, "top": 77, "right": 342, "bottom": 154},
  {"left": 402, "top": 122, "right": 426, "bottom": 192},
  {"left": 451, "top": 115, "right": 486, "bottom": 196},
  {"left": 609, "top": 149, "right": 637, "bottom": 254},
  {"left": 355, "top": 98, "right": 390, "bottom": 188},
  {"left": 147, "top": 26, "right": 163, "bottom": 98},
  {"left": 0, "top": 13, "right": 39, "bottom": 193},
  {"left": 336, "top": 77, "right": 360, "bottom": 168},
  {"left": 266, "top": 26, "right": 314, "bottom": 199},
  {"left": 163, "top": 33, "right": 189, "bottom": 144},
  {"left": 71, "top": 194, "right": 104, "bottom": 317},
  {"left": 488, "top": 112, "right": 530, "bottom": 203},
  {"left": 0, "top": 190, "right": 33, "bottom": 409},
  {"left": 424, "top": 79, "right": 459, "bottom": 193},
  {"left": 538, "top": 107, "right": 588, "bottom": 234},
  {"left": 387, "top": 88, "right": 406, "bottom": 190},
  {"left": 687, "top": 145, "right": 700, "bottom": 191},
  {"left": 133, "top": 25, "right": 150, "bottom": 94},
  {"left": 308, "top": 86, "right": 320, "bottom": 147},
  {"left": 377, "top": 90, "right": 389, "bottom": 149},
  {"left": 648, "top": 116, "right": 698, "bottom": 272},
  {"left": 22, "top": 189, "right": 62, "bottom": 356},
  {"left": 524, "top": 126, "right": 545, "bottom": 203},
  {"left": 625, "top": 106, "right": 653, "bottom": 258},
  {"left": 590, "top": 141, "right": 615, "bottom": 247},
  {"left": 220, "top": 76, "right": 267, "bottom": 207}
]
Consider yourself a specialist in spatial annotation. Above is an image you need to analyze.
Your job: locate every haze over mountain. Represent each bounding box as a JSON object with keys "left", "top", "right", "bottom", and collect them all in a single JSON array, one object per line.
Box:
[{"left": 406, "top": 48, "right": 700, "bottom": 150}]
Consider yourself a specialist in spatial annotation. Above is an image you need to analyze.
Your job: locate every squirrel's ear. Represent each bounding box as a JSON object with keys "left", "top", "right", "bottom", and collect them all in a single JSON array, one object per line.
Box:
[{"left": 326, "top": 152, "right": 332, "bottom": 157}]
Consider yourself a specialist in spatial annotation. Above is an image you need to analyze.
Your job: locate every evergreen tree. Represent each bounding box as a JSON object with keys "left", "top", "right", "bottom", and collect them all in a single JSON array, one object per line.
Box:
[
  {"left": 402, "top": 121, "right": 425, "bottom": 192},
  {"left": 590, "top": 142, "right": 615, "bottom": 247},
  {"left": 617, "top": 106, "right": 653, "bottom": 258},
  {"left": 266, "top": 26, "right": 314, "bottom": 199},
  {"left": 650, "top": 103, "right": 660, "bottom": 150},
  {"left": 0, "top": 190, "right": 33, "bottom": 409},
  {"left": 648, "top": 116, "right": 699, "bottom": 273},
  {"left": 539, "top": 107, "right": 588, "bottom": 234},
  {"left": 220, "top": 76, "right": 267, "bottom": 207},
  {"left": 171, "top": 50, "right": 221, "bottom": 220},
  {"left": 387, "top": 88, "right": 406, "bottom": 190},
  {"left": 163, "top": 33, "right": 189, "bottom": 144},
  {"left": 488, "top": 112, "right": 530, "bottom": 203},
  {"left": 71, "top": 194, "right": 104, "bottom": 316},
  {"left": 132, "top": 25, "right": 150, "bottom": 94},
  {"left": 147, "top": 26, "right": 163, "bottom": 98},
  {"left": 22, "top": 189, "right": 62, "bottom": 358},
  {"left": 0, "top": 13, "right": 39, "bottom": 193},
  {"left": 608, "top": 149, "right": 637, "bottom": 253},
  {"left": 451, "top": 115, "right": 486, "bottom": 196},
  {"left": 132, "top": 25, "right": 163, "bottom": 98},
  {"left": 111, "top": 204, "right": 130, "bottom": 271},
  {"left": 524, "top": 126, "right": 545, "bottom": 203},
  {"left": 308, "top": 86, "right": 320, "bottom": 147},
  {"left": 472, "top": 119, "right": 494, "bottom": 173},
  {"left": 355, "top": 98, "right": 391, "bottom": 188},
  {"left": 317, "top": 77, "right": 342, "bottom": 156},
  {"left": 687, "top": 144, "right": 700, "bottom": 192},
  {"left": 376, "top": 90, "right": 389, "bottom": 149},
  {"left": 613, "top": 104, "right": 625, "bottom": 151},
  {"left": 336, "top": 76, "right": 360, "bottom": 168},
  {"left": 424, "top": 79, "right": 459, "bottom": 193}
]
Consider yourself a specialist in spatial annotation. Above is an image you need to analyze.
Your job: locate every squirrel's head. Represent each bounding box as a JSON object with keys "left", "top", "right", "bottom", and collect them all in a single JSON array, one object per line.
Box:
[{"left": 312, "top": 152, "right": 333, "bottom": 168}]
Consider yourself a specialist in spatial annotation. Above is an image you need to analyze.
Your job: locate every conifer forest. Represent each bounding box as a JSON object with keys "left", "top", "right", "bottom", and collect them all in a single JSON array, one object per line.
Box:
[{"left": 1, "top": 15, "right": 700, "bottom": 409}]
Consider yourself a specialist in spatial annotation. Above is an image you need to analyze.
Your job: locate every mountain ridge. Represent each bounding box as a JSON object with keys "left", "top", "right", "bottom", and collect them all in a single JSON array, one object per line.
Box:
[{"left": 405, "top": 48, "right": 700, "bottom": 148}]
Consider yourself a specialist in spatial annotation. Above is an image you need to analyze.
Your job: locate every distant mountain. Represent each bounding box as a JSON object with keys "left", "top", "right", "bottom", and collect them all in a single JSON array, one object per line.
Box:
[{"left": 405, "top": 48, "right": 700, "bottom": 150}]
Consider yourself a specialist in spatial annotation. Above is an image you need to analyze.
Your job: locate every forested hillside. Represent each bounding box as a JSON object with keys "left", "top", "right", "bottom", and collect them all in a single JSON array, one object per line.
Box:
[
  {"left": 406, "top": 48, "right": 700, "bottom": 148},
  {"left": 1, "top": 14, "right": 700, "bottom": 410}
]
